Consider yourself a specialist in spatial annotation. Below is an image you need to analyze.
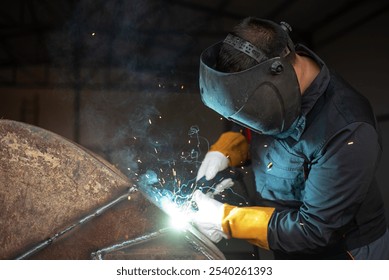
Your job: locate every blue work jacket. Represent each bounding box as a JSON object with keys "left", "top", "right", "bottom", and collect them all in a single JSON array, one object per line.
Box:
[{"left": 250, "top": 45, "right": 387, "bottom": 258}]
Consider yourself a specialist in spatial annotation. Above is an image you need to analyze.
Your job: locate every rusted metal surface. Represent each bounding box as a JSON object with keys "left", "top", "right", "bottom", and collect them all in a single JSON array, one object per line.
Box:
[
  {"left": 0, "top": 119, "right": 131, "bottom": 258},
  {"left": 29, "top": 189, "right": 167, "bottom": 259},
  {"left": 0, "top": 120, "right": 225, "bottom": 260}
]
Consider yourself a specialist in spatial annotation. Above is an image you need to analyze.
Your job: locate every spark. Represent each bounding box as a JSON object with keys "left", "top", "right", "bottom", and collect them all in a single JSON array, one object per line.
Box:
[
  {"left": 347, "top": 141, "right": 354, "bottom": 145},
  {"left": 135, "top": 125, "right": 249, "bottom": 229}
]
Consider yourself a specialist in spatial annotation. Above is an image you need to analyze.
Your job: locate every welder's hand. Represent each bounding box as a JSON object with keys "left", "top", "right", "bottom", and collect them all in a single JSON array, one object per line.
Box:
[
  {"left": 213, "top": 178, "right": 234, "bottom": 196},
  {"left": 196, "top": 151, "right": 229, "bottom": 181},
  {"left": 190, "top": 190, "right": 228, "bottom": 243}
]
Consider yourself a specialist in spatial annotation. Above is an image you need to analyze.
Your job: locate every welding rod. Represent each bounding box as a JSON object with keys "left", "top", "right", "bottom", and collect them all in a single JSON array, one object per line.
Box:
[{"left": 14, "top": 188, "right": 135, "bottom": 260}]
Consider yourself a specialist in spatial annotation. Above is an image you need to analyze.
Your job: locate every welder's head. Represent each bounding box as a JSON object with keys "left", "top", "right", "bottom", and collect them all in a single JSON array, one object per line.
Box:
[{"left": 199, "top": 17, "right": 301, "bottom": 135}]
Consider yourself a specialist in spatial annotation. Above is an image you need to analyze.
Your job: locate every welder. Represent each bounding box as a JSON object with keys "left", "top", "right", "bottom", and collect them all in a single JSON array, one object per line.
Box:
[{"left": 190, "top": 17, "right": 389, "bottom": 259}]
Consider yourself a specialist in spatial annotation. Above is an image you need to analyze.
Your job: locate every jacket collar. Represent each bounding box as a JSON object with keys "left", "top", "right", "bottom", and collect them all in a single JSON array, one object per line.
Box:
[{"left": 297, "top": 44, "right": 331, "bottom": 116}]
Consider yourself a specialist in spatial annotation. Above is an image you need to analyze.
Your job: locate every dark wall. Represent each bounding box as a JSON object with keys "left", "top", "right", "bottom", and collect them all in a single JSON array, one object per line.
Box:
[{"left": 316, "top": 10, "right": 389, "bottom": 223}]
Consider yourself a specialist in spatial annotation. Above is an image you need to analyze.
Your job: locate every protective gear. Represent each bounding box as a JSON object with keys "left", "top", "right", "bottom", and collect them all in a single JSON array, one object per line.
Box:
[
  {"left": 196, "top": 132, "right": 247, "bottom": 196},
  {"left": 209, "top": 131, "right": 249, "bottom": 166},
  {"left": 190, "top": 190, "right": 227, "bottom": 243},
  {"left": 212, "top": 178, "right": 234, "bottom": 196},
  {"left": 223, "top": 33, "right": 268, "bottom": 63},
  {"left": 222, "top": 204, "right": 275, "bottom": 250},
  {"left": 199, "top": 24, "right": 301, "bottom": 135},
  {"left": 190, "top": 190, "right": 275, "bottom": 249},
  {"left": 196, "top": 151, "right": 229, "bottom": 181}
]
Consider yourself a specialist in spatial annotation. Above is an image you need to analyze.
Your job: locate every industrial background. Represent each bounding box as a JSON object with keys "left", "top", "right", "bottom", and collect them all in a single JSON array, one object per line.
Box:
[{"left": 1, "top": 0, "right": 389, "bottom": 259}]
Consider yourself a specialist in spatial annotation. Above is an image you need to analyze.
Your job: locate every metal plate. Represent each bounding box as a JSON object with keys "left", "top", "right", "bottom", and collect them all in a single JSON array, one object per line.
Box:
[{"left": 0, "top": 120, "right": 225, "bottom": 260}]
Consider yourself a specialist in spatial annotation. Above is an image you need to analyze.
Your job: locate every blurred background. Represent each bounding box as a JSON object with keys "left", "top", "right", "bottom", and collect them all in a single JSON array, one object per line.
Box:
[{"left": 1, "top": 0, "right": 388, "bottom": 259}]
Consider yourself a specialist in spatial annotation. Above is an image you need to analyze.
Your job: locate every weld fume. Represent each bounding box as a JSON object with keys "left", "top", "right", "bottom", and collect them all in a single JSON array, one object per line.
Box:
[{"left": 43, "top": 0, "right": 249, "bottom": 210}]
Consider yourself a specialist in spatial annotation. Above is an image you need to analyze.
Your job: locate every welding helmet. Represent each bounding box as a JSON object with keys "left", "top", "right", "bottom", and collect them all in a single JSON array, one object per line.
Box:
[{"left": 199, "top": 21, "right": 301, "bottom": 135}]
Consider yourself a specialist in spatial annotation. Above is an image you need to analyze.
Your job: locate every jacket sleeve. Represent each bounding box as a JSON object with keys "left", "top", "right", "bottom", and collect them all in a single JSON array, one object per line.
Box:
[
  {"left": 210, "top": 131, "right": 249, "bottom": 166},
  {"left": 267, "top": 123, "right": 382, "bottom": 254}
]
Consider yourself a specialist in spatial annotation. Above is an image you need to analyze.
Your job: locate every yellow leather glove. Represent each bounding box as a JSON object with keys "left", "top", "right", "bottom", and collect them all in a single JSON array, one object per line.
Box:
[
  {"left": 209, "top": 131, "right": 249, "bottom": 167},
  {"left": 191, "top": 190, "right": 275, "bottom": 249},
  {"left": 222, "top": 204, "right": 275, "bottom": 250}
]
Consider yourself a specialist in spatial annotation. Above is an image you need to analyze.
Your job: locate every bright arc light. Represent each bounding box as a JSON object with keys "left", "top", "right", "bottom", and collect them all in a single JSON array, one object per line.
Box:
[
  {"left": 169, "top": 213, "right": 190, "bottom": 230},
  {"left": 160, "top": 197, "right": 191, "bottom": 230}
]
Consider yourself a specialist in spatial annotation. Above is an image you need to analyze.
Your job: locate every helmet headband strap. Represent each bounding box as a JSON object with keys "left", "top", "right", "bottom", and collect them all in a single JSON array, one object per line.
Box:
[{"left": 223, "top": 34, "right": 268, "bottom": 63}]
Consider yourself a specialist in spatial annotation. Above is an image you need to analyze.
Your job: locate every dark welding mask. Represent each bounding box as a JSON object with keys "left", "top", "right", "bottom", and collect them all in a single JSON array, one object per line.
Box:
[{"left": 199, "top": 23, "right": 301, "bottom": 135}]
